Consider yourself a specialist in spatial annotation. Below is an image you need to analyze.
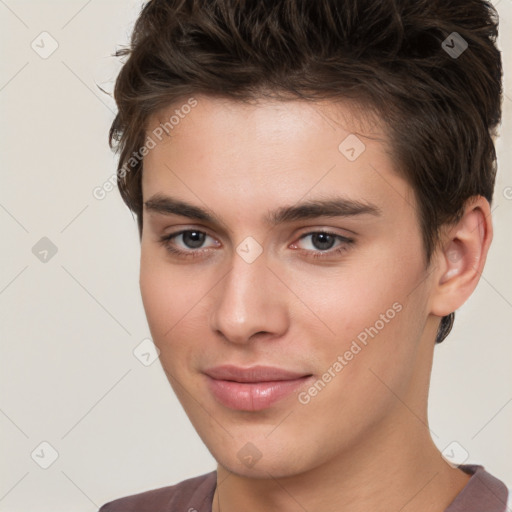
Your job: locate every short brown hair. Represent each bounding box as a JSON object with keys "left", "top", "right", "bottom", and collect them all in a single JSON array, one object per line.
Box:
[{"left": 108, "top": 0, "right": 503, "bottom": 343}]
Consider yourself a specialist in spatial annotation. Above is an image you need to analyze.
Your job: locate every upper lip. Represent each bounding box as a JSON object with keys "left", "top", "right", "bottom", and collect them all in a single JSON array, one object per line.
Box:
[{"left": 204, "top": 365, "right": 312, "bottom": 383}]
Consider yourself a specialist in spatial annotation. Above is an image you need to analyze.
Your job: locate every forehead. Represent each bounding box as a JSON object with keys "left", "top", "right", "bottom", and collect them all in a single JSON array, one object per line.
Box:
[
  {"left": 142, "top": 95, "right": 415, "bottom": 220},
  {"left": 146, "top": 94, "right": 386, "bottom": 154}
]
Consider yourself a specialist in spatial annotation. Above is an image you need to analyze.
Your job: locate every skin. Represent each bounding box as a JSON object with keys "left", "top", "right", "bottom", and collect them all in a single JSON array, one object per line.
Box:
[{"left": 139, "top": 94, "right": 492, "bottom": 512}]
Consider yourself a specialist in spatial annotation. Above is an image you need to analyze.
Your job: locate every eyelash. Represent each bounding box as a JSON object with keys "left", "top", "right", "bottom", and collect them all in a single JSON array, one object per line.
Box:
[{"left": 158, "top": 230, "right": 354, "bottom": 260}]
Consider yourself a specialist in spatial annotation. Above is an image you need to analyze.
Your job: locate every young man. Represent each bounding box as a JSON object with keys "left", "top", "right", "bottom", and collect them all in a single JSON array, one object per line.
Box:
[{"left": 99, "top": 0, "right": 509, "bottom": 511}]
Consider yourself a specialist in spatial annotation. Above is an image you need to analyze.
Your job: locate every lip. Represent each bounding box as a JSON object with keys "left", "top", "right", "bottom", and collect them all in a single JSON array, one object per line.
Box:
[{"left": 204, "top": 365, "right": 314, "bottom": 411}]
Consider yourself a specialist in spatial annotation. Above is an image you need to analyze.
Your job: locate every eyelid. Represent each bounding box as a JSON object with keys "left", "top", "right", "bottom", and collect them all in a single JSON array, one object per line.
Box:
[
  {"left": 163, "top": 229, "right": 220, "bottom": 249},
  {"left": 294, "top": 227, "right": 354, "bottom": 240},
  {"left": 160, "top": 227, "right": 351, "bottom": 244},
  {"left": 290, "top": 230, "right": 354, "bottom": 250},
  {"left": 158, "top": 227, "right": 355, "bottom": 260}
]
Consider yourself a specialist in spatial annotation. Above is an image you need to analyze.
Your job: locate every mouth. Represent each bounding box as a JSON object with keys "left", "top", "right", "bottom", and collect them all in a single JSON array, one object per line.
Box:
[{"left": 203, "top": 365, "right": 314, "bottom": 411}]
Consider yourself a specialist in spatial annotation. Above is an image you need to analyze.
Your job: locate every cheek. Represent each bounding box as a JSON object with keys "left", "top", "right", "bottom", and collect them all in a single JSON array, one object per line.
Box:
[
  {"left": 285, "top": 243, "right": 427, "bottom": 384},
  {"left": 139, "top": 247, "right": 215, "bottom": 368},
  {"left": 286, "top": 257, "right": 415, "bottom": 342},
  {"left": 140, "top": 250, "right": 169, "bottom": 337},
  {"left": 290, "top": 272, "right": 425, "bottom": 428},
  {"left": 140, "top": 249, "right": 191, "bottom": 341}
]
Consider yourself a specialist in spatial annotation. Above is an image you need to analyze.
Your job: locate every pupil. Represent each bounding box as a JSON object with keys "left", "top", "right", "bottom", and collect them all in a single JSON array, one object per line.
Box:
[
  {"left": 183, "top": 231, "right": 205, "bottom": 249},
  {"left": 312, "top": 233, "right": 334, "bottom": 250}
]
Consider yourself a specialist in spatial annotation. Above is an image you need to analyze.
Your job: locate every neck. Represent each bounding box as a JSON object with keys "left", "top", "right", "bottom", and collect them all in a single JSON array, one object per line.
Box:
[{"left": 211, "top": 416, "right": 471, "bottom": 512}]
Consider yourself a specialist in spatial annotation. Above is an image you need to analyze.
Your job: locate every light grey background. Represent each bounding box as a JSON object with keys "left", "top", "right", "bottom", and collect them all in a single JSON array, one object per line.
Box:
[{"left": 1, "top": 1, "right": 511, "bottom": 510}]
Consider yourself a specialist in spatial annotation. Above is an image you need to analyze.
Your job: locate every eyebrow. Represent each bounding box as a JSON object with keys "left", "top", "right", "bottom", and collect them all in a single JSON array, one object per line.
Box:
[{"left": 144, "top": 193, "right": 382, "bottom": 228}]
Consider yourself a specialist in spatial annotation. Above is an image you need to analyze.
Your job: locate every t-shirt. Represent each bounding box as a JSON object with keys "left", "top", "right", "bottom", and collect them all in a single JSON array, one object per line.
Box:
[{"left": 98, "top": 464, "right": 510, "bottom": 512}]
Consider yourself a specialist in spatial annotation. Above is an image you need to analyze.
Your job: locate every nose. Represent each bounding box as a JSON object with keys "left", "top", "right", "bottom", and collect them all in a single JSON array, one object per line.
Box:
[{"left": 209, "top": 249, "right": 289, "bottom": 345}]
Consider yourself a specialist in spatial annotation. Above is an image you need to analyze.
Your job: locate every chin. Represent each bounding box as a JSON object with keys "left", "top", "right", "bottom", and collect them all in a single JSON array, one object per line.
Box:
[
  {"left": 209, "top": 437, "right": 319, "bottom": 480},
  {"left": 219, "top": 456, "right": 304, "bottom": 480}
]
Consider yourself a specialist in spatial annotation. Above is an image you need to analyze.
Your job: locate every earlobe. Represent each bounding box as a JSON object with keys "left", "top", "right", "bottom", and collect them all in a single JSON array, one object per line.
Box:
[{"left": 430, "top": 196, "right": 493, "bottom": 317}]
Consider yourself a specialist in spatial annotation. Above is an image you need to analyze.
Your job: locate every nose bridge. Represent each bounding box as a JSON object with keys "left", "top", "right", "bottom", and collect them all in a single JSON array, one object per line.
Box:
[{"left": 209, "top": 249, "right": 287, "bottom": 344}]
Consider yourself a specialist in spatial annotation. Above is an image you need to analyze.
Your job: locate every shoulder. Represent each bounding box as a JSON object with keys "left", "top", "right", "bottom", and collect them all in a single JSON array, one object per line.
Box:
[
  {"left": 446, "top": 464, "right": 510, "bottom": 512},
  {"left": 98, "top": 471, "right": 217, "bottom": 512}
]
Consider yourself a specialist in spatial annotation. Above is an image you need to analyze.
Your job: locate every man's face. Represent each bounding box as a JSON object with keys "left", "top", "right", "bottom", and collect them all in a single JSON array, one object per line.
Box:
[{"left": 140, "top": 95, "right": 437, "bottom": 477}]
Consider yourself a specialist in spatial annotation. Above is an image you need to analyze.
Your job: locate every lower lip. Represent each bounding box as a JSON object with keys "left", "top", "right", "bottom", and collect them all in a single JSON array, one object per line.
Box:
[{"left": 205, "top": 375, "right": 313, "bottom": 411}]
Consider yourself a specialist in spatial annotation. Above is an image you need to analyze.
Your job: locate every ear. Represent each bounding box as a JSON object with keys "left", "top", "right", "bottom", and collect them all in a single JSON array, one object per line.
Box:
[{"left": 429, "top": 196, "right": 493, "bottom": 318}]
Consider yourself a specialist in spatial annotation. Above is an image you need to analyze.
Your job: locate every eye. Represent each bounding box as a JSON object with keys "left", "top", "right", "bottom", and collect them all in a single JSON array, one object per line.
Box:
[
  {"left": 291, "top": 231, "right": 354, "bottom": 259},
  {"left": 159, "top": 229, "right": 219, "bottom": 258},
  {"left": 158, "top": 229, "right": 354, "bottom": 261}
]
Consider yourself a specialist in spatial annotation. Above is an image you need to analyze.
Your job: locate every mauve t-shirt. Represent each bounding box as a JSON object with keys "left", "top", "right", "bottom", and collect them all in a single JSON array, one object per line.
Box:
[{"left": 98, "top": 464, "right": 509, "bottom": 512}]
